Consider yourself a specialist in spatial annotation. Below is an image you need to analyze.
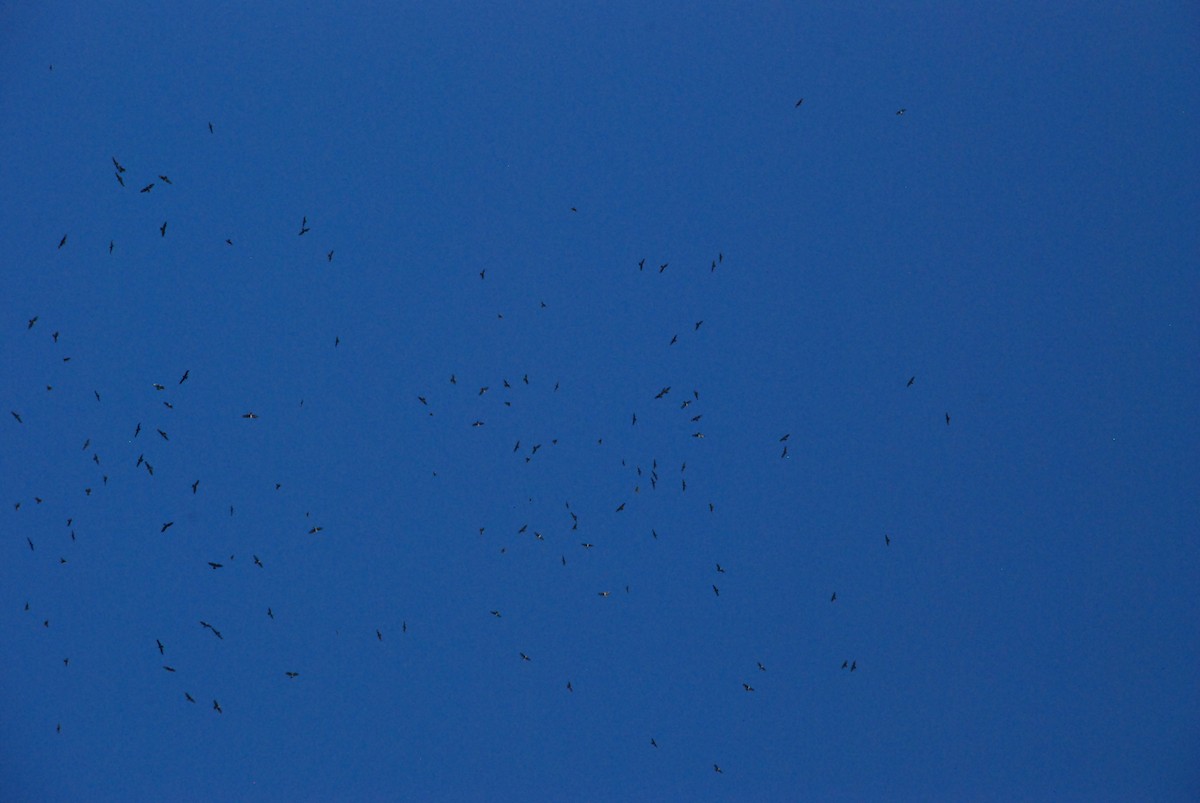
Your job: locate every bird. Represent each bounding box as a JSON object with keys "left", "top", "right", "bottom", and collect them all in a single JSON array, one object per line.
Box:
[
  {"left": 27, "top": 315, "right": 38, "bottom": 329},
  {"left": 157, "top": 428, "right": 168, "bottom": 440},
  {"left": 11, "top": 411, "right": 22, "bottom": 423},
  {"left": 160, "top": 221, "right": 167, "bottom": 237},
  {"left": 714, "top": 765, "right": 723, "bottom": 774},
  {"left": 140, "top": 183, "right": 154, "bottom": 193},
  {"left": 570, "top": 207, "right": 577, "bottom": 212},
  {"left": 716, "top": 564, "right": 725, "bottom": 573},
  {"left": 242, "top": 412, "right": 258, "bottom": 419},
  {"left": 267, "top": 608, "right": 274, "bottom": 619},
  {"left": 659, "top": 263, "right": 668, "bottom": 273},
  {"left": 795, "top": 98, "right": 804, "bottom": 107},
  {"left": 842, "top": 660, "right": 849, "bottom": 669},
  {"left": 851, "top": 661, "right": 857, "bottom": 671},
  {"left": 153, "top": 383, "right": 165, "bottom": 391},
  {"left": 134, "top": 422, "right": 141, "bottom": 437},
  {"left": 694, "top": 320, "right": 703, "bottom": 330},
  {"left": 907, "top": 376, "right": 915, "bottom": 387},
  {"left": 112, "top": 157, "right": 125, "bottom": 173},
  {"left": 285, "top": 671, "right": 299, "bottom": 678},
  {"left": 655, "top": 387, "right": 670, "bottom": 399},
  {"left": 830, "top": 592, "right": 836, "bottom": 602},
  {"left": 650, "top": 738, "right": 658, "bottom": 748},
  {"left": 115, "top": 172, "right": 124, "bottom": 186},
  {"left": 896, "top": 108, "right": 906, "bottom": 115},
  {"left": 161, "top": 522, "right": 174, "bottom": 533},
  {"left": 52, "top": 331, "right": 59, "bottom": 342},
  {"left": 885, "top": 534, "right": 891, "bottom": 546},
  {"left": 185, "top": 692, "right": 195, "bottom": 703},
  {"left": 213, "top": 700, "right": 222, "bottom": 713},
  {"left": 192, "top": 480, "right": 200, "bottom": 494},
  {"left": 945, "top": 412, "right": 951, "bottom": 425},
  {"left": 566, "top": 681, "right": 573, "bottom": 692},
  {"left": 163, "top": 665, "right": 176, "bottom": 672},
  {"left": 490, "top": 610, "right": 502, "bottom": 617},
  {"left": 156, "top": 639, "right": 164, "bottom": 654},
  {"left": 669, "top": 334, "right": 678, "bottom": 345},
  {"left": 615, "top": 502, "right": 625, "bottom": 512},
  {"left": 638, "top": 259, "right": 645, "bottom": 270},
  {"left": 58, "top": 234, "right": 67, "bottom": 249},
  {"left": 208, "top": 562, "right": 223, "bottom": 570},
  {"left": 298, "top": 216, "right": 310, "bottom": 235},
  {"left": 742, "top": 683, "right": 754, "bottom": 691},
  {"left": 757, "top": 662, "right": 766, "bottom": 672},
  {"left": 598, "top": 591, "right": 611, "bottom": 597},
  {"left": 780, "top": 433, "right": 790, "bottom": 442},
  {"left": 179, "top": 370, "right": 189, "bottom": 384},
  {"left": 713, "top": 585, "right": 720, "bottom": 596},
  {"left": 376, "top": 629, "right": 382, "bottom": 641},
  {"left": 254, "top": 555, "right": 263, "bottom": 567},
  {"left": 327, "top": 250, "right": 334, "bottom": 262},
  {"left": 208, "top": 122, "right": 214, "bottom": 133},
  {"left": 520, "top": 652, "right": 531, "bottom": 661}
]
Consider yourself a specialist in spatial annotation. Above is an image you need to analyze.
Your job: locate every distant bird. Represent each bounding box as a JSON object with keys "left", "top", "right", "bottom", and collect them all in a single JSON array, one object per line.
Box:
[
  {"left": 780, "top": 433, "right": 790, "bottom": 442},
  {"left": 742, "top": 683, "right": 754, "bottom": 691},
  {"left": 153, "top": 383, "right": 165, "bottom": 391},
  {"left": 638, "top": 259, "right": 645, "bottom": 271},
  {"left": 566, "top": 681, "right": 573, "bottom": 692},
  {"left": 945, "top": 412, "right": 951, "bottom": 425},
  {"left": 157, "top": 429, "right": 168, "bottom": 440},
  {"left": 308, "top": 526, "right": 323, "bottom": 534},
  {"left": 160, "top": 221, "right": 167, "bottom": 237},
  {"left": 896, "top": 108, "right": 906, "bottom": 115},
  {"left": 157, "top": 639, "right": 164, "bottom": 654},
  {"left": 795, "top": 98, "right": 804, "bottom": 107},
  {"left": 192, "top": 480, "right": 199, "bottom": 494},
  {"left": 655, "top": 386, "right": 670, "bottom": 399},
  {"left": 52, "top": 331, "right": 59, "bottom": 342},
  {"left": 615, "top": 502, "right": 625, "bottom": 512},
  {"left": 242, "top": 412, "right": 258, "bottom": 419},
  {"left": 781, "top": 445, "right": 789, "bottom": 459},
  {"left": 842, "top": 660, "right": 848, "bottom": 669},
  {"left": 109, "top": 239, "right": 115, "bottom": 252},
  {"left": 161, "top": 522, "right": 174, "bottom": 533},
  {"left": 179, "top": 370, "right": 189, "bottom": 384},
  {"left": 285, "top": 671, "right": 299, "bottom": 679},
  {"left": 185, "top": 692, "right": 196, "bottom": 703},
  {"left": 163, "top": 665, "right": 176, "bottom": 672},
  {"left": 850, "top": 661, "right": 856, "bottom": 671},
  {"left": 112, "top": 156, "right": 125, "bottom": 173},
  {"left": 115, "top": 171, "right": 124, "bottom": 186},
  {"left": 58, "top": 234, "right": 67, "bottom": 249},
  {"left": 669, "top": 335, "right": 678, "bottom": 345},
  {"left": 213, "top": 700, "right": 222, "bottom": 713},
  {"left": 253, "top": 555, "right": 263, "bottom": 567},
  {"left": 713, "top": 585, "right": 720, "bottom": 596},
  {"left": 490, "top": 610, "right": 502, "bottom": 617},
  {"left": 27, "top": 537, "right": 34, "bottom": 551},
  {"left": 830, "top": 592, "right": 836, "bottom": 602},
  {"left": 134, "top": 422, "right": 141, "bottom": 437},
  {"left": 209, "top": 122, "right": 214, "bottom": 133},
  {"left": 208, "top": 562, "right": 223, "bottom": 570},
  {"left": 694, "top": 320, "right": 703, "bottom": 330},
  {"left": 520, "top": 652, "right": 531, "bottom": 661},
  {"left": 158, "top": 175, "right": 172, "bottom": 184},
  {"left": 757, "top": 662, "right": 766, "bottom": 671},
  {"left": 28, "top": 315, "right": 38, "bottom": 329},
  {"left": 376, "top": 629, "right": 382, "bottom": 641},
  {"left": 631, "top": 413, "right": 637, "bottom": 425},
  {"left": 716, "top": 564, "right": 725, "bottom": 573},
  {"left": 885, "top": 534, "right": 891, "bottom": 546},
  {"left": 140, "top": 183, "right": 154, "bottom": 193},
  {"left": 267, "top": 607, "right": 274, "bottom": 619},
  {"left": 598, "top": 591, "right": 611, "bottom": 597},
  {"left": 298, "top": 216, "right": 310, "bottom": 235},
  {"left": 714, "top": 765, "right": 723, "bottom": 774},
  {"left": 907, "top": 376, "right": 915, "bottom": 387},
  {"left": 327, "top": 250, "right": 334, "bottom": 262},
  {"left": 11, "top": 411, "right": 22, "bottom": 423},
  {"left": 650, "top": 738, "right": 658, "bottom": 748},
  {"left": 570, "top": 207, "right": 577, "bottom": 212},
  {"left": 659, "top": 263, "right": 668, "bottom": 273},
  {"left": 479, "top": 269, "right": 485, "bottom": 280}
]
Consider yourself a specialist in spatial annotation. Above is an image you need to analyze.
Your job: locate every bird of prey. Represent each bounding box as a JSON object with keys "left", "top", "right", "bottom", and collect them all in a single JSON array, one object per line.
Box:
[
  {"left": 669, "top": 335, "right": 678, "bottom": 345},
  {"left": 598, "top": 591, "right": 611, "bottom": 597},
  {"left": 842, "top": 660, "right": 848, "bottom": 669},
  {"left": 651, "top": 738, "right": 658, "bottom": 748},
  {"left": 308, "top": 526, "right": 323, "bottom": 534},
  {"left": 471, "top": 420, "right": 484, "bottom": 427},
  {"left": 655, "top": 386, "right": 670, "bottom": 399},
  {"left": 28, "top": 315, "right": 40, "bottom": 329},
  {"left": 490, "top": 610, "right": 501, "bottom": 617},
  {"left": 327, "top": 250, "right": 334, "bottom": 262},
  {"left": 285, "top": 671, "right": 299, "bottom": 678},
  {"left": 157, "top": 639, "right": 164, "bottom": 655},
  {"left": 520, "top": 652, "right": 531, "bottom": 661},
  {"left": 140, "top": 183, "right": 154, "bottom": 193},
  {"left": 192, "top": 480, "right": 199, "bottom": 494},
  {"left": 158, "top": 175, "right": 172, "bottom": 184},
  {"left": 780, "top": 433, "right": 790, "bottom": 442},
  {"left": 161, "top": 522, "right": 174, "bottom": 533},
  {"left": 851, "top": 661, "right": 857, "bottom": 671},
  {"left": 213, "top": 700, "right": 222, "bottom": 713},
  {"left": 208, "top": 562, "right": 223, "bottom": 570},
  {"left": 179, "top": 370, "right": 189, "bottom": 384},
  {"left": 742, "top": 683, "right": 754, "bottom": 691},
  {"left": 659, "top": 263, "right": 668, "bottom": 273},
  {"left": 160, "top": 221, "right": 167, "bottom": 237},
  {"left": 253, "top": 555, "right": 263, "bottom": 567},
  {"left": 615, "top": 502, "right": 625, "bottom": 512},
  {"left": 757, "top": 662, "right": 766, "bottom": 671},
  {"left": 134, "top": 422, "right": 141, "bottom": 437},
  {"left": 11, "top": 411, "right": 22, "bottom": 423},
  {"left": 716, "top": 564, "right": 725, "bottom": 573},
  {"left": 185, "top": 692, "right": 195, "bottom": 703},
  {"left": 714, "top": 765, "right": 723, "bottom": 774},
  {"left": 298, "top": 216, "right": 310, "bottom": 235},
  {"left": 58, "top": 235, "right": 67, "bottom": 249},
  {"left": 713, "top": 585, "right": 720, "bottom": 596},
  {"left": 907, "top": 376, "right": 915, "bottom": 387},
  {"left": 112, "top": 157, "right": 125, "bottom": 173},
  {"left": 830, "top": 592, "right": 836, "bottom": 602},
  {"left": 157, "top": 429, "right": 168, "bottom": 440},
  {"left": 795, "top": 98, "right": 804, "bottom": 107},
  {"left": 376, "top": 629, "right": 382, "bottom": 641},
  {"left": 267, "top": 608, "right": 274, "bottom": 619},
  {"left": 694, "top": 320, "right": 703, "bottom": 330},
  {"left": 945, "top": 412, "right": 951, "bottom": 425}
]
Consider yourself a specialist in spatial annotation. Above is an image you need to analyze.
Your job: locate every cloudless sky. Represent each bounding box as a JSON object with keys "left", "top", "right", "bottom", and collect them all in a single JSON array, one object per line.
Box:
[{"left": 2, "top": 3, "right": 1198, "bottom": 801}]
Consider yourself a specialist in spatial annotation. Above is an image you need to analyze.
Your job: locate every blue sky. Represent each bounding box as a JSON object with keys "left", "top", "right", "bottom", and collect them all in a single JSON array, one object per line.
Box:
[{"left": 2, "top": 3, "right": 1198, "bottom": 800}]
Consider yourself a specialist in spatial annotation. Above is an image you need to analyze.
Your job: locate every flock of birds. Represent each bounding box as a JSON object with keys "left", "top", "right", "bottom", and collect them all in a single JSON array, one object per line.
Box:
[{"left": 11, "top": 102, "right": 946, "bottom": 777}]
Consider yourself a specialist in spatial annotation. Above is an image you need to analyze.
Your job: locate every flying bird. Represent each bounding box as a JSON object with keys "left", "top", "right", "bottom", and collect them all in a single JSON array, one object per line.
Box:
[
  {"left": 58, "top": 234, "right": 67, "bottom": 249},
  {"left": 285, "top": 671, "right": 299, "bottom": 678},
  {"left": 115, "top": 172, "right": 124, "bottom": 186},
  {"left": 192, "top": 480, "right": 199, "bottom": 494},
  {"left": 520, "top": 652, "right": 531, "bottom": 661},
  {"left": 885, "top": 534, "right": 891, "bottom": 546},
  {"left": 163, "top": 666, "right": 176, "bottom": 672},
  {"left": 945, "top": 412, "right": 951, "bottom": 425},
  {"left": 158, "top": 175, "right": 172, "bottom": 184},
  {"left": 112, "top": 157, "right": 125, "bottom": 173},
  {"left": 157, "top": 429, "right": 168, "bottom": 440},
  {"left": 161, "top": 522, "right": 174, "bottom": 533},
  {"left": 208, "top": 562, "right": 223, "bottom": 569},
  {"left": 830, "top": 592, "right": 836, "bottom": 602},
  {"left": 638, "top": 259, "right": 645, "bottom": 270},
  {"left": 253, "top": 555, "right": 263, "bottom": 567},
  {"left": 376, "top": 629, "right": 382, "bottom": 641},
  {"left": 185, "top": 692, "right": 195, "bottom": 703},
  {"left": 140, "top": 183, "right": 154, "bottom": 193},
  {"left": 795, "top": 98, "right": 804, "bottom": 107},
  {"left": 742, "top": 683, "right": 754, "bottom": 691},
  {"left": 242, "top": 412, "right": 258, "bottom": 419},
  {"left": 907, "top": 376, "right": 915, "bottom": 387},
  {"left": 160, "top": 221, "right": 167, "bottom": 237},
  {"left": 327, "top": 250, "right": 334, "bottom": 262},
  {"left": 208, "top": 122, "right": 214, "bottom": 133},
  {"left": 157, "top": 639, "right": 164, "bottom": 654},
  {"left": 298, "top": 216, "right": 310, "bottom": 235},
  {"left": 179, "top": 370, "right": 189, "bottom": 384},
  {"left": 896, "top": 108, "right": 906, "bottom": 115},
  {"left": 11, "top": 412, "right": 22, "bottom": 423},
  {"left": 713, "top": 585, "right": 720, "bottom": 596},
  {"left": 213, "top": 700, "right": 222, "bottom": 713}
]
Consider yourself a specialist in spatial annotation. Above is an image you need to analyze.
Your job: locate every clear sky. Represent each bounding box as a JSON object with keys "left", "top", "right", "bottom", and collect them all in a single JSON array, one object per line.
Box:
[{"left": 2, "top": 3, "right": 1198, "bottom": 801}]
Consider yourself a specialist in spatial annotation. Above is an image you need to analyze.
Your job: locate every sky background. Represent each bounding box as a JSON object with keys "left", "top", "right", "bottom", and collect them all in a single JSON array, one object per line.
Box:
[{"left": 2, "top": 3, "right": 1198, "bottom": 801}]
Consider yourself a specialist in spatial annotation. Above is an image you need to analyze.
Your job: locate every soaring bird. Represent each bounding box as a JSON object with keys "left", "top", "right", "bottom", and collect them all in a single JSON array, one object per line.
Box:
[
  {"left": 885, "top": 534, "right": 891, "bottom": 546},
  {"left": 327, "top": 250, "right": 334, "bottom": 262},
  {"left": 713, "top": 585, "right": 720, "bottom": 596},
  {"left": 242, "top": 412, "right": 258, "bottom": 419},
  {"left": 267, "top": 608, "right": 274, "bottom": 619},
  {"left": 285, "top": 671, "right": 299, "bottom": 678},
  {"left": 298, "top": 216, "right": 310, "bottom": 236},
  {"left": 208, "top": 562, "right": 223, "bottom": 570},
  {"left": 192, "top": 480, "right": 199, "bottom": 494},
  {"left": 830, "top": 592, "right": 836, "bottom": 602},
  {"left": 945, "top": 412, "right": 951, "bottom": 425},
  {"left": 520, "top": 652, "right": 531, "bottom": 662},
  {"left": 179, "top": 370, "right": 189, "bottom": 384},
  {"left": 160, "top": 221, "right": 167, "bottom": 237},
  {"left": 795, "top": 98, "right": 804, "bottom": 107},
  {"left": 185, "top": 692, "right": 196, "bottom": 703},
  {"left": 714, "top": 765, "right": 723, "bottom": 774},
  {"left": 157, "top": 429, "right": 168, "bottom": 440},
  {"left": 896, "top": 108, "right": 906, "bottom": 115},
  {"left": 158, "top": 175, "right": 172, "bottom": 184},
  {"left": 140, "top": 183, "right": 154, "bottom": 193},
  {"left": 742, "top": 683, "right": 754, "bottom": 691},
  {"left": 11, "top": 411, "right": 22, "bottom": 423},
  {"left": 58, "top": 235, "right": 67, "bottom": 249},
  {"left": 490, "top": 610, "right": 502, "bottom": 617},
  {"left": 208, "top": 122, "right": 213, "bottom": 133},
  {"left": 757, "top": 662, "right": 766, "bottom": 671},
  {"left": 134, "top": 422, "right": 141, "bottom": 437},
  {"left": 907, "top": 376, "right": 915, "bottom": 387},
  {"left": 115, "top": 172, "right": 125, "bottom": 186},
  {"left": 161, "top": 522, "right": 174, "bottom": 532},
  {"left": 376, "top": 629, "right": 382, "bottom": 641},
  {"left": 716, "top": 564, "right": 725, "bottom": 573},
  {"left": 213, "top": 700, "right": 222, "bottom": 713},
  {"left": 659, "top": 263, "right": 668, "bottom": 273},
  {"left": 112, "top": 157, "right": 126, "bottom": 173},
  {"left": 253, "top": 555, "right": 263, "bottom": 567},
  {"left": 638, "top": 259, "right": 645, "bottom": 270},
  {"left": 156, "top": 639, "right": 164, "bottom": 654},
  {"left": 566, "top": 681, "right": 573, "bottom": 692},
  {"left": 163, "top": 666, "right": 176, "bottom": 672},
  {"left": 651, "top": 738, "right": 658, "bottom": 748}
]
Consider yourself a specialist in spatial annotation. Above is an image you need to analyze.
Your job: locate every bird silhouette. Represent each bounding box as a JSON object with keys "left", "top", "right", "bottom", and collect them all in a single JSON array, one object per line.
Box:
[
  {"left": 907, "top": 376, "right": 915, "bottom": 387},
  {"left": 58, "top": 235, "right": 67, "bottom": 249}
]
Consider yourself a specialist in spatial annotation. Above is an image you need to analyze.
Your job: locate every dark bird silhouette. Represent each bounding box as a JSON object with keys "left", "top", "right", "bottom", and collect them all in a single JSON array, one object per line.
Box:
[
  {"left": 53, "top": 331, "right": 59, "bottom": 342},
  {"left": 185, "top": 692, "right": 195, "bottom": 703},
  {"left": 631, "top": 412, "right": 637, "bottom": 425},
  {"left": 213, "top": 700, "right": 222, "bottom": 713},
  {"left": 192, "top": 480, "right": 199, "bottom": 494},
  {"left": 566, "top": 681, "right": 573, "bottom": 692},
  {"left": 58, "top": 234, "right": 67, "bottom": 249},
  {"left": 570, "top": 207, "right": 577, "bottom": 212},
  {"left": 179, "top": 370, "right": 189, "bottom": 384},
  {"left": 112, "top": 157, "right": 125, "bottom": 173},
  {"left": 208, "top": 122, "right": 214, "bottom": 133},
  {"left": 157, "top": 428, "right": 168, "bottom": 440},
  {"left": 376, "top": 629, "right": 382, "bottom": 641},
  {"left": 208, "top": 562, "right": 223, "bottom": 570},
  {"left": 115, "top": 172, "right": 124, "bottom": 186},
  {"left": 298, "top": 216, "right": 310, "bottom": 236},
  {"left": 286, "top": 671, "right": 299, "bottom": 678},
  {"left": 714, "top": 765, "right": 723, "bottom": 774},
  {"left": 842, "top": 660, "right": 849, "bottom": 669},
  {"left": 140, "top": 183, "right": 154, "bottom": 193},
  {"left": 158, "top": 175, "right": 172, "bottom": 184},
  {"left": 896, "top": 108, "right": 906, "bottom": 115},
  {"left": 242, "top": 412, "right": 258, "bottom": 419},
  {"left": 830, "top": 592, "right": 836, "bottom": 602},
  {"left": 520, "top": 652, "right": 531, "bottom": 662},
  {"left": 11, "top": 411, "right": 22, "bottom": 423},
  {"left": 153, "top": 383, "right": 165, "bottom": 391},
  {"left": 254, "top": 555, "right": 263, "bottom": 567},
  {"left": 742, "top": 683, "right": 754, "bottom": 691},
  {"left": 713, "top": 585, "right": 720, "bottom": 596},
  {"left": 638, "top": 259, "right": 645, "bottom": 270},
  {"left": 694, "top": 320, "right": 703, "bottom": 330},
  {"left": 615, "top": 502, "right": 625, "bottom": 512},
  {"left": 490, "top": 610, "right": 502, "bottom": 617},
  {"left": 885, "top": 534, "right": 891, "bottom": 546},
  {"left": 163, "top": 665, "right": 176, "bottom": 672},
  {"left": 659, "top": 263, "right": 668, "bottom": 273},
  {"left": 655, "top": 386, "right": 670, "bottom": 399},
  {"left": 758, "top": 662, "right": 766, "bottom": 671},
  {"left": 946, "top": 412, "right": 951, "bottom": 425},
  {"left": 795, "top": 98, "right": 804, "bottom": 107},
  {"left": 161, "top": 522, "right": 174, "bottom": 533},
  {"left": 27, "top": 537, "right": 34, "bottom": 551},
  {"left": 327, "top": 250, "right": 334, "bottom": 262},
  {"left": 160, "top": 221, "right": 167, "bottom": 237},
  {"left": 907, "top": 376, "right": 915, "bottom": 387},
  {"left": 669, "top": 335, "right": 678, "bottom": 345},
  {"left": 716, "top": 564, "right": 725, "bottom": 573},
  {"left": 308, "top": 526, "right": 323, "bottom": 534},
  {"left": 651, "top": 738, "right": 658, "bottom": 748},
  {"left": 851, "top": 661, "right": 857, "bottom": 671},
  {"left": 267, "top": 607, "right": 274, "bottom": 619},
  {"left": 157, "top": 639, "right": 164, "bottom": 654},
  {"left": 134, "top": 422, "right": 141, "bottom": 437}
]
